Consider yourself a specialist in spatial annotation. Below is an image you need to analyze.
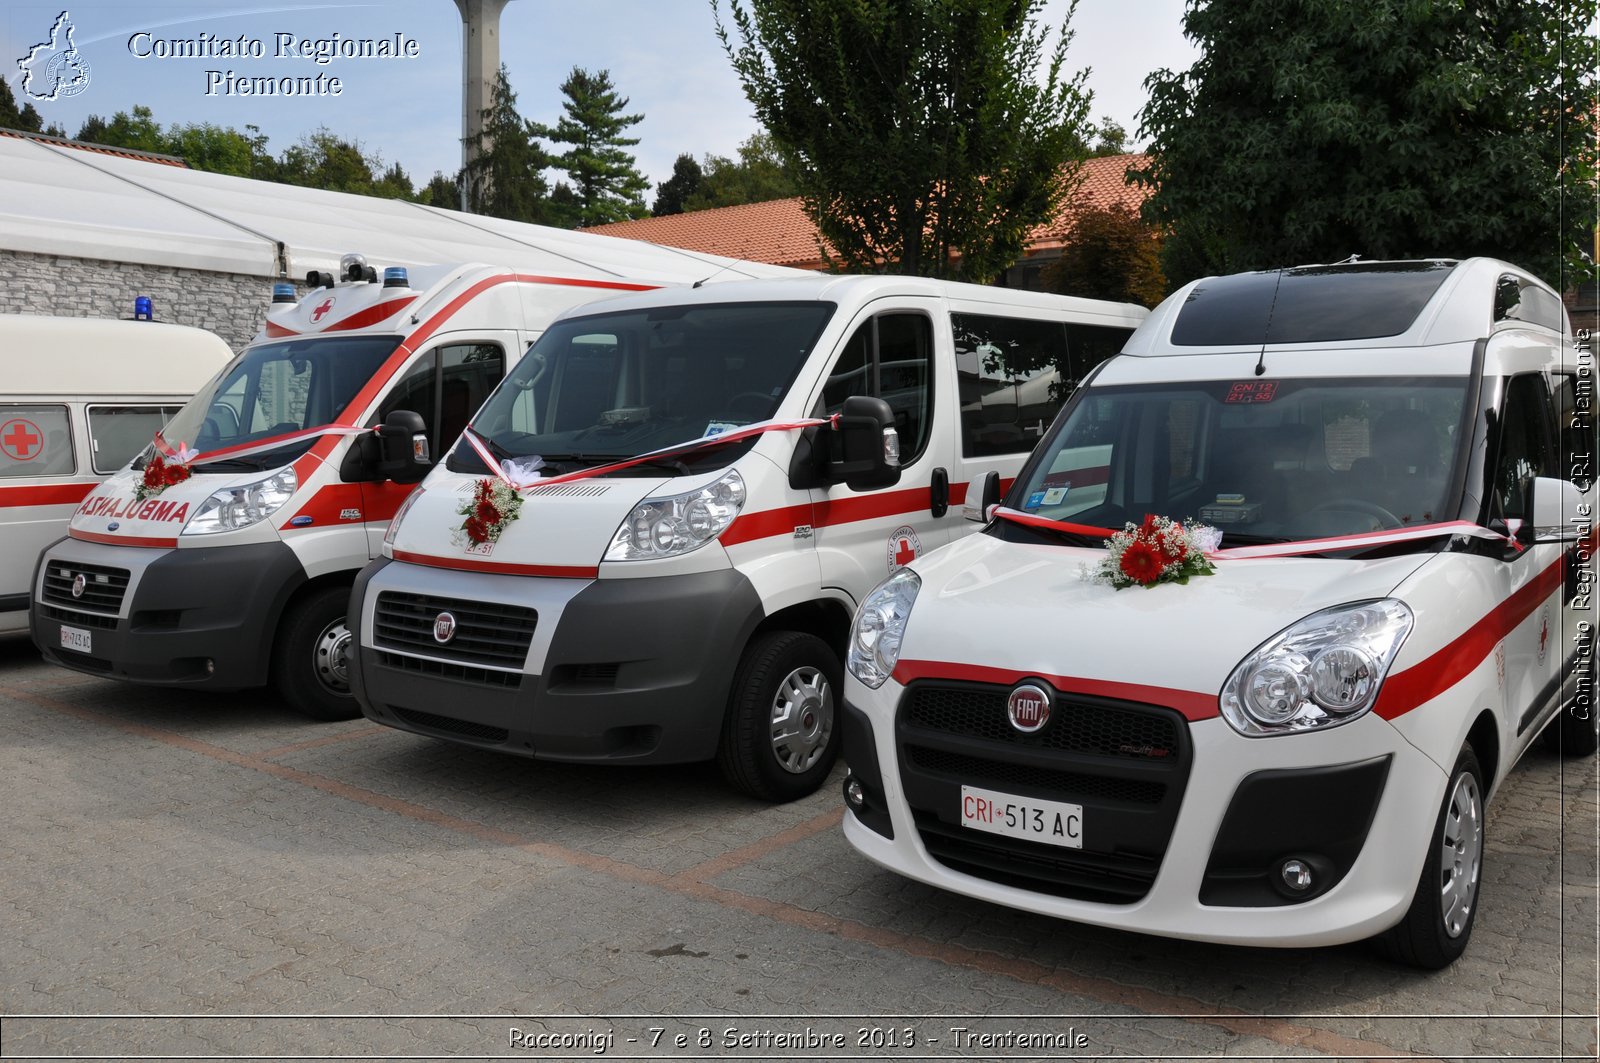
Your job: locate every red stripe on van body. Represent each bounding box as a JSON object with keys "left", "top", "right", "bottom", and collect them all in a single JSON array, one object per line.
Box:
[
  {"left": 891, "top": 659, "right": 1219, "bottom": 722},
  {"left": 1373, "top": 553, "right": 1568, "bottom": 720},
  {"left": 69, "top": 529, "right": 176, "bottom": 548},
  {"left": 0, "top": 482, "right": 96, "bottom": 507},
  {"left": 320, "top": 297, "right": 417, "bottom": 333},
  {"left": 391, "top": 548, "right": 597, "bottom": 579}
]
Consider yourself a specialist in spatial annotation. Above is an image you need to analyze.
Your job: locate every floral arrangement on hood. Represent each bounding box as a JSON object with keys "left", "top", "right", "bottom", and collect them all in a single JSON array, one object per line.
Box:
[
  {"left": 134, "top": 443, "right": 198, "bottom": 504},
  {"left": 1089, "top": 514, "right": 1221, "bottom": 589},
  {"left": 456, "top": 477, "right": 524, "bottom": 547}
]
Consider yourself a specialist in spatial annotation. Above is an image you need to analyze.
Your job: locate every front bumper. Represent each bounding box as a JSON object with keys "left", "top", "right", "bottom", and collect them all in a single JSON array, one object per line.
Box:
[
  {"left": 841, "top": 674, "right": 1449, "bottom": 948},
  {"left": 351, "top": 557, "right": 765, "bottom": 764},
  {"left": 30, "top": 537, "right": 305, "bottom": 689}
]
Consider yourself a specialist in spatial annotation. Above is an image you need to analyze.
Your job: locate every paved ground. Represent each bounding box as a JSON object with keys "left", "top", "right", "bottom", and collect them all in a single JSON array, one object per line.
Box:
[{"left": 0, "top": 632, "right": 1595, "bottom": 1062}]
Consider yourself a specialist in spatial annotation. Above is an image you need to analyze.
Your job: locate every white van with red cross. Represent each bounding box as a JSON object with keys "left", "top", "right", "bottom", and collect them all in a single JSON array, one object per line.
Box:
[
  {"left": 838, "top": 258, "right": 1595, "bottom": 967},
  {"left": 29, "top": 253, "right": 790, "bottom": 716},
  {"left": 2, "top": 312, "right": 232, "bottom": 634},
  {"left": 348, "top": 275, "right": 1148, "bottom": 800}
]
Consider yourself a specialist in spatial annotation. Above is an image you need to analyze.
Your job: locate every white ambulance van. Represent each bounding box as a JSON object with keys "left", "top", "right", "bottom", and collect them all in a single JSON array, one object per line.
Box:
[
  {"left": 2, "top": 313, "right": 232, "bottom": 634},
  {"left": 29, "top": 254, "right": 787, "bottom": 716},
  {"left": 349, "top": 276, "right": 1148, "bottom": 800},
  {"left": 839, "top": 258, "right": 1595, "bottom": 968}
]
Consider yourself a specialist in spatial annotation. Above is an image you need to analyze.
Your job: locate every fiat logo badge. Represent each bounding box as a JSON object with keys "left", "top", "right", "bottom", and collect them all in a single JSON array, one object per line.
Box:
[
  {"left": 1007, "top": 683, "right": 1052, "bottom": 733},
  {"left": 432, "top": 612, "right": 457, "bottom": 644},
  {"left": 71, "top": 573, "right": 87, "bottom": 599}
]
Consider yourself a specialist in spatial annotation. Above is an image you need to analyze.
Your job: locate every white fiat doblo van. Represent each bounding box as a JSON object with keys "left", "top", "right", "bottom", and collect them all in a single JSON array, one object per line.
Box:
[
  {"left": 839, "top": 258, "right": 1594, "bottom": 968},
  {"left": 349, "top": 275, "right": 1147, "bottom": 800}
]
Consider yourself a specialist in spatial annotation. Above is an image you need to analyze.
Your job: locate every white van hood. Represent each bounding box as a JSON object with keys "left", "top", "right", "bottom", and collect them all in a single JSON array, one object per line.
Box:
[
  {"left": 897, "top": 532, "right": 1433, "bottom": 712},
  {"left": 68, "top": 464, "right": 280, "bottom": 545},
  {"left": 389, "top": 467, "right": 677, "bottom": 569}
]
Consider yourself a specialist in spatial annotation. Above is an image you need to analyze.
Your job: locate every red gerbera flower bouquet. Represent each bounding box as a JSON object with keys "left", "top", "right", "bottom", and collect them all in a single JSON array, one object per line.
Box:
[
  {"left": 134, "top": 443, "right": 197, "bottom": 503},
  {"left": 454, "top": 477, "right": 523, "bottom": 547},
  {"left": 1091, "top": 514, "right": 1220, "bottom": 589}
]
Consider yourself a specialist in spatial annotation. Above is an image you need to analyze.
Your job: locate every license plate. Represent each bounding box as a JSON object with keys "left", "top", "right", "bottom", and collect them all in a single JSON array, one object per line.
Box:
[
  {"left": 960, "top": 784, "right": 1083, "bottom": 849},
  {"left": 59, "top": 625, "right": 92, "bottom": 654}
]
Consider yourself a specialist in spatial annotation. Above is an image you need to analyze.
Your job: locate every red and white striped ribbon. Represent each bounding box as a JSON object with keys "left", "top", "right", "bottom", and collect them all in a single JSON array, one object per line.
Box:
[{"left": 154, "top": 423, "right": 374, "bottom": 467}]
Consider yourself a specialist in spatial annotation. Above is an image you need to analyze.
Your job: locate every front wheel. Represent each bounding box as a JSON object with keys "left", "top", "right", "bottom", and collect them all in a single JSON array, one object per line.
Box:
[
  {"left": 717, "top": 631, "right": 841, "bottom": 802},
  {"left": 272, "top": 585, "right": 362, "bottom": 721},
  {"left": 1375, "top": 746, "right": 1485, "bottom": 968}
]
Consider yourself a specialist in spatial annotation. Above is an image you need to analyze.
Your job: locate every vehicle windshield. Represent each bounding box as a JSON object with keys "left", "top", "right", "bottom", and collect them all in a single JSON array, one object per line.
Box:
[
  {"left": 455, "top": 301, "right": 834, "bottom": 476},
  {"left": 1011, "top": 376, "right": 1471, "bottom": 545},
  {"left": 153, "top": 336, "right": 400, "bottom": 472}
]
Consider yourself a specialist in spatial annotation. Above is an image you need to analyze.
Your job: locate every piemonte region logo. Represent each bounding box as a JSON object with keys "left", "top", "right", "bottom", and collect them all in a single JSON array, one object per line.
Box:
[{"left": 16, "top": 10, "right": 91, "bottom": 102}]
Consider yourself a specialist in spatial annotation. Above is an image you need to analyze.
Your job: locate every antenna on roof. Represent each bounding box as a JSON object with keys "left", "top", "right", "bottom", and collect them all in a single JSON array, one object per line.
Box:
[
  {"left": 1255, "top": 269, "right": 1285, "bottom": 376},
  {"left": 692, "top": 260, "right": 736, "bottom": 289},
  {"left": 1334, "top": 253, "right": 1362, "bottom": 264}
]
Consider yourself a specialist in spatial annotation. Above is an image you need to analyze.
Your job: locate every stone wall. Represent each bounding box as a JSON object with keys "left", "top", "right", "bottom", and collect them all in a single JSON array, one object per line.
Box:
[{"left": 0, "top": 249, "right": 270, "bottom": 351}]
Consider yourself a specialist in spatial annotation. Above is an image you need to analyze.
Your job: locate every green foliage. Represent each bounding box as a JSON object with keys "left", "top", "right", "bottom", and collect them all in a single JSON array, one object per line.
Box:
[
  {"left": 684, "top": 132, "right": 799, "bottom": 210},
  {"left": 92, "top": 105, "right": 166, "bottom": 154},
  {"left": 1088, "top": 116, "right": 1128, "bottom": 158},
  {"left": 461, "top": 65, "right": 552, "bottom": 223},
  {"left": 1042, "top": 204, "right": 1166, "bottom": 307},
  {"left": 1138, "top": 0, "right": 1599, "bottom": 289},
  {"left": 418, "top": 172, "right": 462, "bottom": 209},
  {"left": 653, "top": 153, "right": 704, "bottom": 215},
  {"left": 163, "top": 123, "right": 258, "bottom": 176},
  {"left": 0, "top": 78, "right": 45, "bottom": 133},
  {"left": 715, "top": 0, "right": 1093, "bottom": 283},
  {"left": 540, "top": 67, "right": 650, "bottom": 226}
]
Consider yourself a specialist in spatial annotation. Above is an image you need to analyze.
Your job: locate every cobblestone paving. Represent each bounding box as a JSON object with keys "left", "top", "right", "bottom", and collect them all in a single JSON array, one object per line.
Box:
[{"left": 0, "top": 635, "right": 1595, "bottom": 1061}]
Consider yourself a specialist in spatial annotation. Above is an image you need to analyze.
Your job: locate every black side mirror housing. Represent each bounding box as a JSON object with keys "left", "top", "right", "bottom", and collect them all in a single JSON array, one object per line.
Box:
[
  {"left": 827, "top": 395, "right": 901, "bottom": 492},
  {"left": 376, "top": 410, "right": 430, "bottom": 484}
]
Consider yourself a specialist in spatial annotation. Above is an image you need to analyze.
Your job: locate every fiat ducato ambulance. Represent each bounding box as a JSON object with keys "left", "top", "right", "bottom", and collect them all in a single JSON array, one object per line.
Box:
[
  {"left": 30, "top": 255, "right": 779, "bottom": 717},
  {"left": 839, "top": 258, "right": 1595, "bottom": 968},
  {"left": 348, "top": 276, "right": 1148, "bottom": 801},
  {"left": 2, "top": 313, "right": 231, "bottom": 634}
]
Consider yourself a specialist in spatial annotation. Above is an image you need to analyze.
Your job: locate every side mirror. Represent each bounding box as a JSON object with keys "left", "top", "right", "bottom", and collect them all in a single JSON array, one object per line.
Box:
[
  {"left": 376, "top": 410, "right": 430, "bottom": 484},
  {"left": 1530, "top": 475, "right": 1590, "bottom": 543},
  {"left": 828, "top": 395, "right": 901, "bottom": 492},
  {"left": 963, "top": 470, "right": 1002, "bottom": 523}
]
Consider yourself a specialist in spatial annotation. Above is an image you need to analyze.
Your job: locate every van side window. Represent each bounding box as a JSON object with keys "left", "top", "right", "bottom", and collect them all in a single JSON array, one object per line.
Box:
[
  {"left": 953, "top": 315, "right": 1069, "bottom": 457},
  {"left": 0, "top": 405, "right": 74, "bottom": 477},
  {"left": 1553, "top": 373, "right": 1594, "bottom": 490},
  {"left": 1488, "top": 374, "right": 1555, "bottom": 522},
  {"left": 820, "top": 313, "right": 934, "bottom": 465},
  {"left": 86, "top": 405, "right": 183, "bottom": 474},
  {"left": 377, "top": 343, "right": 506, "bottom": 459},
  {"left": 1493, "top": 274, "right": 1567, "bottom": 333}
]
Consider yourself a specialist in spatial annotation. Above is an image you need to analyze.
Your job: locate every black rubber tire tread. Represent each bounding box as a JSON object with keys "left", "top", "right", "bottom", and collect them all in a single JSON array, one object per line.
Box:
[
  {"left": 717, "top": 630, "right": 841, "bottom": 803},
  {"left": 272, "top": 584, "right": 362, "bottom": 721},
  {"left": 1374, "top": 745, "right": 1483, "bottom": 969}
]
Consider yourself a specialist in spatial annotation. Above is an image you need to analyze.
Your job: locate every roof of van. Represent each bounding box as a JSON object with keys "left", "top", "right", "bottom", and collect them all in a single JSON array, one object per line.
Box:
[
  {"left": 1, "top": 314, "right": 234, "bottom": 395},
  {"left": 1122, "top": 257, "right": 1568, "bottom": 356},
  {"left": 543, "top": 273, "right": 1150, "bottom": 325}
]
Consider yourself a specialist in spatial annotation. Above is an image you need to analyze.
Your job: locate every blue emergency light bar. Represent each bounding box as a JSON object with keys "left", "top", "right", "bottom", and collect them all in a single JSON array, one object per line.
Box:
[
  {"left": 133, "top": 296, "right": 153, "bottom": 321},
  {"left": 383, "top": 267, "right": 409, "bottom": 289},
  {"left": 272, "top": 283, "right": 297, "bottom": 304}
]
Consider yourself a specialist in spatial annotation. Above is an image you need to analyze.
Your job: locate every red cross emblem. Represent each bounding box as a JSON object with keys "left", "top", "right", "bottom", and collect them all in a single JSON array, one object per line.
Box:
[
  {"left": 888, "top": 525, "right": 921, "bottom": 570},
  {"left": 311, "top": 298, "right": 335, "bottom": 323},
  {"left": 1, "top": 418, "right": 43, "bottom": 461},
  {"left": 895, "top": 537, "right": 917, "bottom": 566}
]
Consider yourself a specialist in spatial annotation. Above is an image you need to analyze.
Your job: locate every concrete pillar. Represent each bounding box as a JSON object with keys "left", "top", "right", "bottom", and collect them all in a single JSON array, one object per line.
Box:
[{"left": 454, "top": 0, "right": 517, "bottom": 209}]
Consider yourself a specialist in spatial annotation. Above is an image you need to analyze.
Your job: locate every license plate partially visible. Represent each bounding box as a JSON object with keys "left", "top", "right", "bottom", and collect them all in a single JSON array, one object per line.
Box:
[
  {"left": 59, "top": 625, "right": 92, "bottom": 654},
  {"left": 960, "top": 784, "right": 1083, "bottom": 849}
]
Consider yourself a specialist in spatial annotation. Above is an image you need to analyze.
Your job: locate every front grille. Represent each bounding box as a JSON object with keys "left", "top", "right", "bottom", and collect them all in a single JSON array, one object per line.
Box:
[
  {"left": 373, "top": 591, "right": 536, "bottom": 669},
  {"left": 41, "top": 562, "right": 129, "bottom": 615},
  {"left": 392, "top": 706, "right": 509, "bottom": 743},
  {"left": 41, "top": 604, "right": 119, "bottom": 630},
  {"left": 897, "top": 679, "right": 1192, "bottom": 905},
  {"left": 376, "top": 650, "right": 520, "bottom": 689}
]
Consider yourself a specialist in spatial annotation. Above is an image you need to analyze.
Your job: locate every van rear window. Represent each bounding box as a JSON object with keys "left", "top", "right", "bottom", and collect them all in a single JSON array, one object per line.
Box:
[{"left": 1170, "top": 262, "right": 1457, "bottom": 346}]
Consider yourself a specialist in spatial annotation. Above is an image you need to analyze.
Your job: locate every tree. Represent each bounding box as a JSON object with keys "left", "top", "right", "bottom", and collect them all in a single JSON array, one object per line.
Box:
[
  {"left": 1088, "top": 116, "right": 1128, "bottom": 158},
  {"left": 653, "top": 153, "right": 703, "bottom": 216},
  {"left": 461, "top": 65, "right": 551, "bottom": 223},
  {"left": 1042, "top": 204, "right": 1166, "bottom": 307},
  {"left": 418, "top": 171, "right": 461, "bottom": 209},
  {"left": 90, "top": 105, "right": 166, "bottom": 154},
  {"left": 0, "top": 78, "right": 44, "bottom": 133},
  {"left": 276, "top": 129, "right": 385, "bottom": 195},
  {"left": 685, "top": 132, "right": 799, "bottom": 210},
  {"left": 165, "top": 123, "right": 257, "bottom": 176},
  {"left": 716, "top": 0, "right": 1093, "bottom": 283},
  {"left": 540, "top": 67, "right": 650, "bottom": 226},
  {"left": 1138, "top": 0, "right": 1599, "bottom": 289}
]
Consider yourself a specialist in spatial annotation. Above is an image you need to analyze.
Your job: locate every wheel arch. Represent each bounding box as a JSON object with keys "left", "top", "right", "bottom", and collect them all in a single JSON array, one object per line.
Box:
[
  {"left": 1466, "top": 709, "right": 1499, "bottom": 799},
  {"left": 753, "top": 596, "right": 855, "bottom": 660},
  {"left": 267, "top": 568, "right": 357, "bottom": 662}
]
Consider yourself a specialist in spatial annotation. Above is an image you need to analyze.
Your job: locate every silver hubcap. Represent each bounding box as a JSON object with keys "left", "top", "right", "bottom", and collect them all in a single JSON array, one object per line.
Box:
[
  {"left": 1438, "top": 770, "right": 1483, "bottom": 938},
  {"left": 313, "top": 619, "right": 353, "bottom": 695},
  {"left": 769, "top": 665, "right": 833, "bottom": 774}
]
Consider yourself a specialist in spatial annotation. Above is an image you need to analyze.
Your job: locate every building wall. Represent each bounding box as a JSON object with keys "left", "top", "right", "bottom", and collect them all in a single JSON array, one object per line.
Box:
[{"left": 0, "top": 249, "right": 269, "bottom": 351}]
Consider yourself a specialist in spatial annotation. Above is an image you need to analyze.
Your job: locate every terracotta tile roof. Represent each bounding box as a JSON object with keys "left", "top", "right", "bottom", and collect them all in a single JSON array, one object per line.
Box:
[
  {"left": 586, "top": 153, "right": 1150, "bottom": 269},
  {"left": 0, "top": 127, "right": 190, "bottom": 167}
]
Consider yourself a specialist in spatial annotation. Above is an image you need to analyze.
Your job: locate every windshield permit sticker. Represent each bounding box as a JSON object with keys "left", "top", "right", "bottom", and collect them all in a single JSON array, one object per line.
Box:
[
  {"left": 1225, "top": 380, "right": 1280, "bottom": 404},
  {"left": 703, "top": 421, "right": 738, "bottom": 438},
  {"left": 1042, "top": 486, "right": 1069, "bottom": 506},
  {"left": 1024, "top": 491, "right": 1047, "bottom": 511}
]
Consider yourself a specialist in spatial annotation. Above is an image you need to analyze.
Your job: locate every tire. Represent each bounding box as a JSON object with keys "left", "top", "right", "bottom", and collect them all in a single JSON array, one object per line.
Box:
[
  {"left": 272, "top": 584, "right": 362, "bottom": 721},
  {"left": 717, "top": 631, "right": 842, "bottom": 803},
  {"left": 1375, "top": 746, "right": 1485, "bottom": 969}
]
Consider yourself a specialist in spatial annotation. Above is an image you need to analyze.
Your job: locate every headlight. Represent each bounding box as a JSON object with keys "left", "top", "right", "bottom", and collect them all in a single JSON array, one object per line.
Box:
[
  {"left": 1220, "top": 599, "right": 1413, "bottom": 736},
  {"left": 603, "top": 469, "right": 746, "bottom": 561},
  {"left": 181, "top": 467, "right": 298, "bottom": 535},
  {"left": 848, "top": 569, "right": 921, "bottom": 688},
  {"left": 382, "top": 485, "right": 425, "bottom": 552}
]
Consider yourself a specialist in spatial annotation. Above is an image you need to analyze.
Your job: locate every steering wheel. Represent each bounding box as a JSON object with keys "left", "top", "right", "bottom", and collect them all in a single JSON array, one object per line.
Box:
[
  {"left": 1307, "top": 497, "right": 1403, "bottom": 529},
  {"left": 722, "top": 391, "right": 776, "bottom": 421}
]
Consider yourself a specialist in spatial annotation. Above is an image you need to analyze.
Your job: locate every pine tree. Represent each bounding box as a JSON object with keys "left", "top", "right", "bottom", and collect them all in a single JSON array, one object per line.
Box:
[
  {"left": 541, "top": 67, "right": 650, "bottom": 227},
  {"left": 461, "top": 65, "right": 551, "bottom": 223},
  {"left": 652, "top": 154, "right": 703, "bottom": 216}
]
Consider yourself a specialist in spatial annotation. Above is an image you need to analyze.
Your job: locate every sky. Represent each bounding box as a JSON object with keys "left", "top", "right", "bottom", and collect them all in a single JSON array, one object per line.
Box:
[{"left": 2, "top": 1, "right": 1199, "bottom": 194}]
